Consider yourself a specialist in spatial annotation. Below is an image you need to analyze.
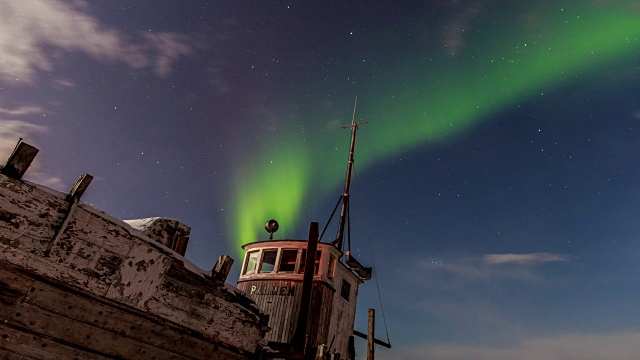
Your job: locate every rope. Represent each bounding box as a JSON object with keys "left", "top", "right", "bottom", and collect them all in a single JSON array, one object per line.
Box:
[{"left": 352, "top": 163, "right": 391, "bottom": 345}]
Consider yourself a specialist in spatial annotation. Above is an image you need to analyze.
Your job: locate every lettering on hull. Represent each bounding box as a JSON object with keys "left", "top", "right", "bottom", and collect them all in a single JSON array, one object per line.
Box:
[{"left": 250, "top": 285, "right": 295, "bottom": 297}]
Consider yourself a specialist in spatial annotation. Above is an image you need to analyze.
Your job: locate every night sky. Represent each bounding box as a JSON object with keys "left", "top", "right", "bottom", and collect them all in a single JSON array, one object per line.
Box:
[{"left": 2, "top": 1, "right": 640, "bottom": 359}]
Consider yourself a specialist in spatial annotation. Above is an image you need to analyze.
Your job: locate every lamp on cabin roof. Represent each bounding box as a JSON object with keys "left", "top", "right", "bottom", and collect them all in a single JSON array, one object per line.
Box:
[{"left": 265, "top": 219, "right": 279, "bottom": 240}]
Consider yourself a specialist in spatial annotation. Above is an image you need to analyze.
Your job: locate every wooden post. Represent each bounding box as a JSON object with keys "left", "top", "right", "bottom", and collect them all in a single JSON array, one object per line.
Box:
[
  {"left": 316, "top": 344, "right": 327, "bottom": 360},
  {"left": 291, "top": 222, "right": 319, "bottom": 353},
  {"left": 45, "top": 174, "right": 93, "bottom": 257},
  {"left": 212, "top": 255, "right": 234, "bottom": 282},
  {"left": 1, "top": 140, "right": 39, "bottom": 179},
  {"left": 367, "top": 308, "right": 375, "bottom": 360}
]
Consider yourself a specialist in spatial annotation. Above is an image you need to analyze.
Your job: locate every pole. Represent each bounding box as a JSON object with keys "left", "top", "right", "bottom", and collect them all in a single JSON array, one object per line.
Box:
[
  {"left": 291, "top": 222, "right": 319, "bottom": 353},
  {"left": 367, "top": 308, "right": 375, "bottom": 360}
]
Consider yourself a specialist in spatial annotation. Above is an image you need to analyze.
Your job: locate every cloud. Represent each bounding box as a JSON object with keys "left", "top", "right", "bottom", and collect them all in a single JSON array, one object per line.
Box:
[
  {"left": 0, "top": 120, "right": 47, "bottom": 157},
  {"left": 0, "top": 0, "right": 191, "bottom": 83},
  {"left": 384, "top": 331, "right": 640, "bottom": 360},
  {"left": 0, "top": 106, "right": 55, "bottom": 186},
  {"left": 483, "top": 252, "right": 568, "bottom": 265},
  {"left": 438, "top": 0, "right": 488, "bottom": 55},
  {"left": 416, "top": 252, "right": 568, "bottom": 289},
  {"left": 0, "top": 106, "right": 45, "bottom": 116},
  {"left": 144, "top": 33, "right": 192, "bottom": 77}
]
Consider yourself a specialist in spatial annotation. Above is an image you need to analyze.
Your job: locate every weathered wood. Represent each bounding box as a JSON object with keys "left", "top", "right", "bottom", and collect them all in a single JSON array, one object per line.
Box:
[
  {"left": 367, "top": 309, "right": 375, "bottom": 360},
  {"left": 8, "top": 259, "right": 256, "bottom": 360},
  {"left": 0, "top": 347, "right": 37, "bottom": 360},
  {"left": 0, "top": 263, "right": 34, "bottom": 304},
  {"left": 212, "top": 254, "right": 234, "bottom": 282},
  {"left": 0, "top": 178, "right": 66, "bottom": 254},
  {"left": 352, "top": 330, "right": 391, "bottom": 349},
  {"left": 238, "top": 240, "right": 362, "bottom": 358},
  {"left": 105, "top": 241, "right": 172, "bottom": 307},
  {"left": 291, "top": 222, "right": 319, "bottom": 352},
  {"left": 0, "top": 300, "right": 193, "bottom": 359},
  {"left": 43, "top": 200, "right": 77, "bottom": 256},
  {"left": 66, "top": 207, "right": 137, "bottom": 257},
  {"left": 0, "top": 170, "right": 269, "bottom": 359},
  {"left": 238, "top": 279, "right": 303, "bottom": 342},
  {"left": 125, "top": 217, "right": 191, "bottom": 255},
  {"left": 0, "top": 322, "right": 110, "bottom": 360},
  {"left": 67, "top": 174, "right": 93, "bottom": 202},
  {"left": 0, "top": 141, "right": 38, "bottom": 180}
]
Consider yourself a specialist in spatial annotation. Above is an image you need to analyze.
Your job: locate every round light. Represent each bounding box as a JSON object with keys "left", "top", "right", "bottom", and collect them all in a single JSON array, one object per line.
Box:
[{"left": 265, "top": 219, "right": 279, "bottom": 236}]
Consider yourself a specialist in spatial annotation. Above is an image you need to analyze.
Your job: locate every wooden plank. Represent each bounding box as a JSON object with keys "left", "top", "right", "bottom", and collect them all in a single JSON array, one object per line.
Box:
[
  {"left": 0, "top": 177, "right": 66, "bottom": 254},
  {"left": 212, "top": 255, "right": 234, "bottom": 282},
  {"left": 24, "top": 279, "right": 230, "bottom": 359},
  {"left": 0, "top": 322, "right": 109, "bottom": 360},
  {"left": 45, "top": 234, "right": 122, "bottom": 286},
  {"left": 0, "top": 262, "right": 34, "bottom": 304},
  {"left": 0, "top": 142, "right": 38, "bottom": 180},
  {"left": 367, "top": 309, "right": 375, "bottom": 360},
  {"left": 145, "top": 286, "right": 264, "bottom": 355},
  {"left": 67, "top": 174, "right": 93, "bottom": 202},
  {"left": 0, "top": 347, "right": 38, "bottom": 360},
  {"left": 0, "top": 246, "right": 110, "bottom": 295},
  {"left": 105, "top": 242, "right": 172, "bottom": 307},
  {"left": 0, "top": 300, "right": 192, "bottom": 359},
  {"left": 238, "top": 279, "right": 302, "bottom": 343},
  {"left": 63, "top": 208, "right": 136, "bottom": 257}
]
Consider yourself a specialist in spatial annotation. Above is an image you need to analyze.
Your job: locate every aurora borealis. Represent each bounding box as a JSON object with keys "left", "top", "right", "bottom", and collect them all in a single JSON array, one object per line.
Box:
[
  {"left": 2, "top": 1, "right": 640, "bottom": 358},
  {"left": 231, "top": 1, "right": 640, "bottom": 252}
]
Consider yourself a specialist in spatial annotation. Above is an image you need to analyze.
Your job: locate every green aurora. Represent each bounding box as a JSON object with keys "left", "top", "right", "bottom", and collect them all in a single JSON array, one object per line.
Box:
[{"left": 229, "top": 2, "right": 640, "bottom": 255}]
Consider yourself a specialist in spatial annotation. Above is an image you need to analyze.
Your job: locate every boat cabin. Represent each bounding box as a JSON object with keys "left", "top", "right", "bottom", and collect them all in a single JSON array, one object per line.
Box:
[{"left": 237, "top": 238, "right": 363, "bottom": 358}]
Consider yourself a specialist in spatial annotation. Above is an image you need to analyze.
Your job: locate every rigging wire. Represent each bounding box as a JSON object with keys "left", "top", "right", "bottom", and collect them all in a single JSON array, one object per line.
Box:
[{"left": 352, "top": 163, "right": 391, "bottom": 345}]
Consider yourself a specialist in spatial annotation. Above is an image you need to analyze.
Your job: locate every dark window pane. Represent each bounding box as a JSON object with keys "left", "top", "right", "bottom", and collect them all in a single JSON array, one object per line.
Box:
[
  {"left": 328, "top": 256, "right": 336, "bottom": 279},
  {"left": 314, "top": 251, "right": 322, "bottom": 275},
  {"left": 279, "top": 249, "right": 298, "bottom": 272},
  {"left": 260, "top": 250, "right": 277, "bottom": 273},
  {"left": 341, "top": 279, "right": 351, "bottom": 301}
]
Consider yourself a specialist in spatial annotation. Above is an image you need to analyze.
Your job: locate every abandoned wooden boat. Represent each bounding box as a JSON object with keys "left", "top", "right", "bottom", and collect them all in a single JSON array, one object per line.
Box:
[
  {"left": 0, "top": 141, "right": 269, "bottom": 359},
  {"left": 0, "top": 113, "right": 390, "bottom": 359}
]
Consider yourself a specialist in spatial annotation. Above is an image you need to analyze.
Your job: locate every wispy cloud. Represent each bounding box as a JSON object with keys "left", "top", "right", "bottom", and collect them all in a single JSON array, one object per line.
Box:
[
  {"left": 483, "top": 252, "right": 568, "bottom": 265},
  {"left": 0, "top": 106, "right": 45, "bottom": 116},
  {"left": 438, "top": 0, "right": 488, "bottom": 55},
  {"left": 144, "top": 33, "right": 192, "bottom": 77},
  {"left": 0, "top": 120, "right": 47, "bottom": 156},
  {"left": 385, "top": 331, "right": 640, "bottom": 360},
  {"left": 0, "top": 105, "right": 61, "bottom": 188},
  {"left": 0, "top": 0, "right": 191, "bottom": 83},
  {"left": 416, "top": 252, "right": 569, "bottom": 289}
]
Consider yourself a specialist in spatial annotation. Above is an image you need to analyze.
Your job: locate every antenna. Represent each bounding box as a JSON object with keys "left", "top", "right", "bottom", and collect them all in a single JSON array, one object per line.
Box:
[{"left": 335, "top": 97, "right": 367, "bottom": 251}]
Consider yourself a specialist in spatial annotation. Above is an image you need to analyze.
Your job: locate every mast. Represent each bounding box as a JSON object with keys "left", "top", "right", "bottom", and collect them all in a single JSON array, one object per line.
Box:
[{"left": 336, "top": 97, "right": 367, "bottom": 251}]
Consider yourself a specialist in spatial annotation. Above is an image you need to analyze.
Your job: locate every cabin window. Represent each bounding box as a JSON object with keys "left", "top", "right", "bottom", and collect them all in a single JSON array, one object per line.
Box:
[
  {"left": 341, "top": 279, "right": 351, "bottom": 301},
  {"left": 328, "top": 256, "right": 336, "bottom": 280},
  {"left": 279, "top": 249, "right": 298, "bottom": 272},
  {"left": 260, "top": 250, "right": 277, "bottom": 273},
  {"left": 244, "top": 251, "right": 259, "bottom": 274},
  {"left": 315, "top": 251, "right": 322, "bottom": 274},
  {"left": 298, "top": 250, "right": 322, "bottom": 275}
]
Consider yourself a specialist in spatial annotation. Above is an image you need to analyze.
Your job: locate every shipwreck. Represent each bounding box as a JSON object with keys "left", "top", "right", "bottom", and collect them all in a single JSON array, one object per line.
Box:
[{"left": 0, "top": 116, "right": 390, "bottom": 359}]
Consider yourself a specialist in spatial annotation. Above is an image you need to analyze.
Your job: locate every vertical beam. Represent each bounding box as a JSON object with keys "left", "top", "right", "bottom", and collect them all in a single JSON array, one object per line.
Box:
[
  {"left": 44, "top": 174, "right": 92, "bottom": 256},
  {"left": 67, "top": 174, "right": 93, "bottom": 202},
  {"left": 291, "top": 222, "right": 319, "bottom": 353},
  {"left": 212, "top": 255, "right": 234, "bottom": 282},
  {"left": 315, "top": 344, "right": 327, "bottom": 360},
  {"left": 367, "top": 309, "right": 375, "bottom": 360},
  {"left": 0, "top": 140, "right": 39, "bottom": 179}
]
